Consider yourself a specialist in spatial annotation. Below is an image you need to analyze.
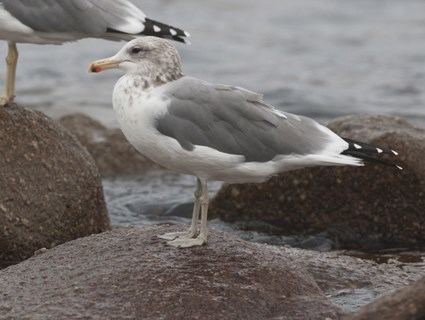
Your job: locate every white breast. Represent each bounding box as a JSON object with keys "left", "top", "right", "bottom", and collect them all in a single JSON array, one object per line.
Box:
[{"left": 113, "top": 75, "right": 170, "bottom": 159}]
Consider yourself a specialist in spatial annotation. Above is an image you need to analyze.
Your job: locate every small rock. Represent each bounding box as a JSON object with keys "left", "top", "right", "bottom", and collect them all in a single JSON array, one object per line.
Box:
[{"left": 33, "top": 248, "right": 47, "bottom": 256}]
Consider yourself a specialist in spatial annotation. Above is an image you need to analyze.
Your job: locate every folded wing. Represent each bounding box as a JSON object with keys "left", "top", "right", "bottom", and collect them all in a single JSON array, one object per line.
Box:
[
  {"left": 2, "top": 0, "right": 146, "bottom": 35},
  {"left": 156, "top": 77, "right": 349, "bottom": 163}
]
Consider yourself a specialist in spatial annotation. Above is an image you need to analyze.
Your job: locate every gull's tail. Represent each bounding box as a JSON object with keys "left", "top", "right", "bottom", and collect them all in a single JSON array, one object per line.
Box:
[
  {"left": 341, "top": 138, "right": 403, "bottom": 170},
  {"left": 140, "top": 18, "right": 190, "bottom": 43}
]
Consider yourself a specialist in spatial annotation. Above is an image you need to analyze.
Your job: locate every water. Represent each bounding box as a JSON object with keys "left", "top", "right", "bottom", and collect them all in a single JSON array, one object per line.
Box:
[{"left": 0, "top": 0, "right": 425, "bottom": 127}]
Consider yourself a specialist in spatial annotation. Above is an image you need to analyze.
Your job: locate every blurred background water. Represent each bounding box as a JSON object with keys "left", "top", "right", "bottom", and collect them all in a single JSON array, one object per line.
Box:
[{"left": 1, "top": 0, "right": 424, "bottom": 127}]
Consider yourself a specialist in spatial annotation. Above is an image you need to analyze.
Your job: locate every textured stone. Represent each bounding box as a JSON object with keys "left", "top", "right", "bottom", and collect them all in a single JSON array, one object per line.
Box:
[
  {"left": 0, "top": 226, "right": 339, "bottom": 320},
  {"left": 0, "top": 104, "right": 110, "bottom": 268}
]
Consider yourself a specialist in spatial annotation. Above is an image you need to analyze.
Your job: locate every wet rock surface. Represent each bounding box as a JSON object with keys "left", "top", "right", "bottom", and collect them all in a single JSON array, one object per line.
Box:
[
  {"left": 282, "top": 248, "right": 424, "bottom": 313},
  {"left": 345, "top": 276, "right": 425, "bottom": 320},
  {"left": 59, "top": 114, "right": 157, "bottom": 176},
  {"left": 0, "top": 104, "right": 110, "bottom": 268},
  {"left": 0, "top": 226, "right": 340, "bottom": 320},
  {"left": 210, "top": 115, "right": 425, "bottom": 250}
]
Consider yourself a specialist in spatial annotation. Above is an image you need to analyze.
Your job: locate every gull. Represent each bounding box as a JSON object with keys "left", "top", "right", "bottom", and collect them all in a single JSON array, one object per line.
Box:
[
  {"left": 89, "top": 37, "right": 402, "bottom": 248},
  {"left": 0, "top": 0, "right": 189, "bottom": 105}
]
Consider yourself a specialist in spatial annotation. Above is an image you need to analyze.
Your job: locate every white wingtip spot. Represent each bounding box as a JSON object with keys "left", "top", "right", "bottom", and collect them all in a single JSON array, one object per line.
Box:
[
  {"left": 153, "top": 25, "right": 161, "bottom": 33},
  {"left": 376, "top": 148, "right": 383, "bottom": 154},
  {"left": 354, "top": 144, "right": 362, "bottom": 149},
  {"left": 396, "top": 165, "right": 403, "bottom": 170},
  {"left": 170, "top": 28, "right": 177, "bottom": 36},
  {"left": 391, "top": 150, "right": 399, "bottom": 156},
  {"left": 272, "top": 108, "right": 288, "bottom": 119},
  {"left": 184, "top": 31, "right": 191, "bottom": 37}
]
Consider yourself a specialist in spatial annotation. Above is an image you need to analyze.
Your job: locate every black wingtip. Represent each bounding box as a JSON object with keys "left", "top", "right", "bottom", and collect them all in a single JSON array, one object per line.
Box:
[
  {"left": 341, "top": 138, "right": 403, "bottom": 170},
  {"left": 141, "top": 18, "right": 190, "bottom": 44}
]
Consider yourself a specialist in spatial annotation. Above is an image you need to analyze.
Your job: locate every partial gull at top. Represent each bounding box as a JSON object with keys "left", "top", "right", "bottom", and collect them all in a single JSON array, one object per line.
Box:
[
  {"left": 0, "top": 0, "right": 189, "bottom": 104},
  {"left": 89, "top": 37, "right": 402, "bottom": 248}
]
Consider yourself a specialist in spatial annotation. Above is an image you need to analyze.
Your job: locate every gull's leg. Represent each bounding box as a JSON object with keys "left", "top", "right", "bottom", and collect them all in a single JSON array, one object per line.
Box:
[
  {"left": 167, "top": 179, "right": 209, "bottom": 248},
  {"left": 0, "top": 42, "right": 18, "bottom": 106},
  {"left": 158, "top": 178, "right": 202, "bottom": 240}
]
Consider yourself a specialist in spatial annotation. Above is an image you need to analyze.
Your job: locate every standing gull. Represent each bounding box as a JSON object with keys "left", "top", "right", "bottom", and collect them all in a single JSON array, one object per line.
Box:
[
  {"left": 89, "top": 37, "right": 402, "bottom": 248},
  {"left": 0, "top": 0, "right": 189, "bottom": 105}
]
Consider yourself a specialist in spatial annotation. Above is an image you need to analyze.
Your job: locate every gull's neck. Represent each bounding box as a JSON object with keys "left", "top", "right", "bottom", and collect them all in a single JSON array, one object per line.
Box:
[
  {"left": 125, "top": 72, "right": 184, "bottom": 90},
  {"left": 127, "top": 57, "right": 184, "bottom": 89}
]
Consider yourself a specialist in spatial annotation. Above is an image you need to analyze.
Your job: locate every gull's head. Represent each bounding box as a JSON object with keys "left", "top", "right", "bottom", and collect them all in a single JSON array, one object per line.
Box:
[{"left": 89, "top": 37, "right": 183, "bottom": 85}]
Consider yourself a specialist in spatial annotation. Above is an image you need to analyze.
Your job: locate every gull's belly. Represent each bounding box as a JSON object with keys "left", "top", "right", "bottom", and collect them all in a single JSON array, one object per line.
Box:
[
  {"left": 0, "top": 6, "right": 52, "bottom": 43},
  {"left": 0, "top": 5, "right": 33, "bottom": 42}
]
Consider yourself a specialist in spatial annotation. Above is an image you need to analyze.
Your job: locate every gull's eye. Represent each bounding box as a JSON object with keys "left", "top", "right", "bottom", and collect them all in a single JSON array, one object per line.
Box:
[{"left": 130, "top": 47, "right": 143, "bottom": 54}]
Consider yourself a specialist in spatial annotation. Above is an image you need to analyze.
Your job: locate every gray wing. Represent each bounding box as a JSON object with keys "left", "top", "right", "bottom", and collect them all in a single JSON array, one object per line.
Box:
[
  {"left": 156, "top": 77, "right": 339, "bottom": 163},
  {"left": 1, "top": 0, "right": 145, "bottom": 35}
]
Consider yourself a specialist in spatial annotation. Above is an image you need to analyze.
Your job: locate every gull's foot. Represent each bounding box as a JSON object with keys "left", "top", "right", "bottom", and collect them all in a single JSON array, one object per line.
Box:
[
  {"left": 167, "top": 236, "right": 206, "bottom": 248},
  {"left": 157, "top": 230, "right": 197, "bottom": 241},
  {"left": 0, "top": 96, "right": 10, "bottom": 106}
]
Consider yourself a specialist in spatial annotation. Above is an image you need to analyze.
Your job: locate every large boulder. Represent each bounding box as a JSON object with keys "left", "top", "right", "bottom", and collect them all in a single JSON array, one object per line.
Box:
[
  {"left": 0, "top": 226, "right": 340, "bottom": 320},
  {"left": 0, "top": 104, "right": 110, "bottom": 268},
  {"left": 210, "top": 115, "right": 425, "bottom": 250},
  {"left": 345, "top": 276, "right": 425, "bottom": 320},
  {"left": 59, "top": 114, "right": 157, "bottom": 176}
]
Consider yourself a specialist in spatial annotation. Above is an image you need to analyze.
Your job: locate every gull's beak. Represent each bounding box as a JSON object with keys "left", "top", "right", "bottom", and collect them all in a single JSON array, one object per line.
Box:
[{"left": 89, "top": 58, "right": 122, "bottom": 73}]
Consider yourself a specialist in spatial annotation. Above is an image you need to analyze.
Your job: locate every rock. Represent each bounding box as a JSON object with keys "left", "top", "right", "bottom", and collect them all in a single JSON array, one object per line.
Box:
[
  {"left": 345, "top": 276, "right": 425, "bottom": 320},
  {"left": 0, "top": 104, "right": 110, "bottom": 268},
  {"left": 210, "top": 115, "right": 425, "bottom": 250},
  {"left": 0, "top": 226, "right": 340, "bottom": 320},
  {"left": 59, "top": 114, "right": 157, "bottom": 176}
]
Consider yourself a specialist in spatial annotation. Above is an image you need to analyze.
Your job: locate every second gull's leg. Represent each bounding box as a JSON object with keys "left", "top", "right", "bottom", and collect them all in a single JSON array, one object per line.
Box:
[{"left": 0, "top": 42, "right": 18, "bottom": 106}]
